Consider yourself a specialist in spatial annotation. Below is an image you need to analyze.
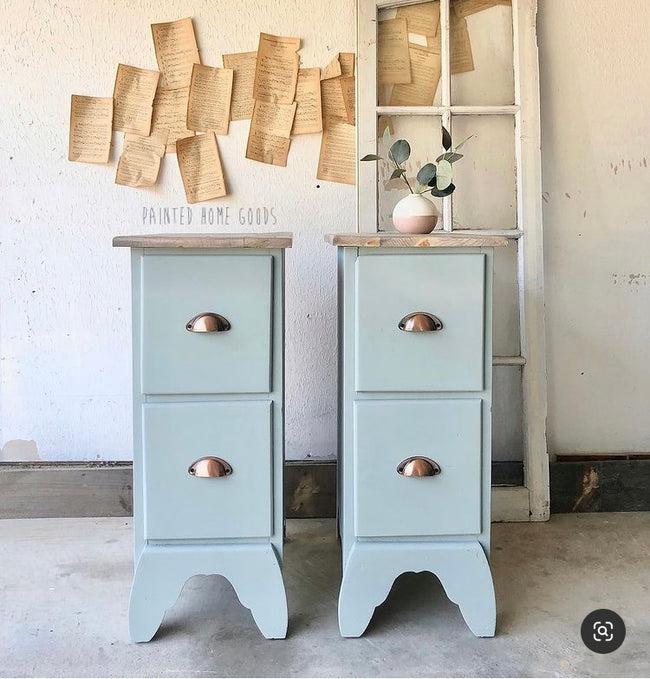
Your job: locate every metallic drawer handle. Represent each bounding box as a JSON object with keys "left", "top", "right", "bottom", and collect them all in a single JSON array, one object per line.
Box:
[
  {"left": 186, "top": 312, "right": 231, "bottom": 333},
  {"left": 398, "top": 312, "right": 443, "bottom": 332},
  {"left": 397, "top": 456, "right": 441, "bottom": 477},
  {"left": 188, "top": 456, "right": 233, "bottom": 478}
]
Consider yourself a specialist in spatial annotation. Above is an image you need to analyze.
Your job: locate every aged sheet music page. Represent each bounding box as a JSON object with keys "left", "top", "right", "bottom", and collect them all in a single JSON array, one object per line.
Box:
[
  {"left": 340, "top": 76, "right": 355, "bottom": 125},
  {"left": 151, "top": 86, "right": 194, "bottom": 153},
  {"left": 338, "top": 53, "right": 355, "bottom": 77},
  {"left": 321, "top": 56, "right": 342, "bottom": 81},
  {"left": 253, "top": 33, "right": 300, "bottom": 104},
  {"left": 454, "top": 0, "right": 510, "bottom": 17},
  {"left": 246, "top": 100, "right": 296, "bottom": 166},
  {"left": 176, "top": 132, "right": 227, "bottom": 203},
  {"left": 321, "top": 78, "right": 348, "bottom": 120},
  {"left": 69, "top": 95, "right": 113, "bottom": 163},
  {"left": 291, "top": 68, "right": 322, "bottom": 135},
  {"left": 113, "top": 64, "right": 160, "bottom": 136},
  {"left": 187, "top": 64, "right": 234, "bottom": 135},
  {"left": 151, "top": 17, "right": 200, "bottom": 89},
  {"left": 378, "top": 19, "right": 411, "bottom": 84},
  {"left": 450, "top": 9, "right": 474, "bottom": 73},
  {"left": 317, "top": 118, "right": 355, "bottom": 185},
  {"left": 222, "top": 51, "right": 257, "bottom": 120},
  {"left": 390, "top": 44, "right": 440, "bottom": 106},
  {"left": 396, "top": 1, "right": 440, "bottom": 38},
  {"left": 115, "top": 128, "right": 169, "bottom": 187}
]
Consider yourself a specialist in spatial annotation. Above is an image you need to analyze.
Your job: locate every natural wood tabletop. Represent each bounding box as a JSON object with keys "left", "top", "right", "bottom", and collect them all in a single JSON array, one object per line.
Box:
[
  {"left": 112, "top": 232, "right": 293, "bottom": 249},
  {"left": 325, "top": 232, "right": 510, "bottom": 248}
]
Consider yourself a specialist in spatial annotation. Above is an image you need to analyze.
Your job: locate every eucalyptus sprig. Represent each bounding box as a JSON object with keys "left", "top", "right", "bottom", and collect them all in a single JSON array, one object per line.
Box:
[{"left": 361, "top": 125, "right": 472, "bottom": 198}]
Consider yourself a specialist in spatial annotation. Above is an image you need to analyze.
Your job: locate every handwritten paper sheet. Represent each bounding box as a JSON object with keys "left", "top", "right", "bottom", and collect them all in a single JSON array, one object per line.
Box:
[
  {"left": 187, "top": 64, "right": 233, "bottom": 135},
  {"left": 396, "top": 1, "right": 440, "bottom": 38},
  {"left": 246, "top": 100, "right": 296, "bottom": 166},
  {"left": 378, "top": 19, "right": 411, "bottom": 85},
  {"left": 151, "top": 17, "right": 200, "bottom": 89},
  {"left": 317, "top": 118, "right": 355, "bottom": 185},
  {"left": 454, "top": 0, "right": 510, "bottom": 17},
  {"left": 68, "top": 95, "right": 113, "bottom": 163},
  {"left": 151, "top": 86, "right": 194, "bottom": 153},
  {"left": 321, "top": 78, "right": 348, "bottom": 120},
  {"left": 253, "top": 33, "right": 300, "bottom": 104},
  {"left": 450, "top": 9, "right": 474, "bottom": 74},
  {"left": 390, "top": 44, "right": 440, "bottom": 106},
  {"left": 115, "top": 128, "right": 168, "bottom": 187},
  {"left": 339, "top": 53, "right": 355, "bottom": 77},
  {"left": 321, "top": 55, "right": 342, "bottom": 81},
  {"left": 340, "top": 75, "right": 355, "bottom": 125},
  {"left": 176, "top": 132, "right": 227, "bottom": 203},
  {"left": 291, "top": 68, "right": 322, "bottom": 135},
  {"left": 113, "top": 64, "right": 159, "bottom": 136},
  {"left": 222, "top": 51, "right": 257, "bottom": 120}
]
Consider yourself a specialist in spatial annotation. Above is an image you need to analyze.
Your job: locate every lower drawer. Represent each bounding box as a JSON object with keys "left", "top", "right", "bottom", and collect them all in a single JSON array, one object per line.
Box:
[
  {"left": 354, "top": 399, "right": 482, "bottom": 538},
  {"left": 142, "top": 401, "right": 272, "bottom": 541}
]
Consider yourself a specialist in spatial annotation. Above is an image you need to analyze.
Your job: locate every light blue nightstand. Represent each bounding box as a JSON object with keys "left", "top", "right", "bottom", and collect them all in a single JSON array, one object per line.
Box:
[
  {"left": 327, "top": 232, "right": 508, "bottom": 638},
  {"left": 113, "top": 233, "right": 292, "bottom": 642}
]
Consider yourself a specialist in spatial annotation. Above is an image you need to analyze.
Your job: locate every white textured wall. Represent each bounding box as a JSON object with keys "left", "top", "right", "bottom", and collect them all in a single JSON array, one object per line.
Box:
[
  {"left": 538, "top": 0, "right": 650, "bottom": 454},
  {"left": 2, "top": 0, "right": 649, "bottom": 463},
  {"left": 0, "top": 0, "right": 355, "bottom": 461}
]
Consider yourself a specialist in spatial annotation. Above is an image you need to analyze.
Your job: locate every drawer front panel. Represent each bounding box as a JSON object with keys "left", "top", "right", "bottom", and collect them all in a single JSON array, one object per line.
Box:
[
  {"left": 142, "top": 254, "right": 272, "bottom": 394},
  {"left": 143, "top": 401, "right": 272, "bottom": 540},
  {"left": 354, "top": 399, "right": 482, "bottom": 537},
  {"left": 355, "top": 254, "right": 485, "bottom": 392}
]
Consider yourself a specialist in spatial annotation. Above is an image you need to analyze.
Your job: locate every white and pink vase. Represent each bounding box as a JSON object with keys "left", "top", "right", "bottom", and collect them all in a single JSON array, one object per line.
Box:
[{"left": 392, "top": 194, "right": 439, "bottom": 234}]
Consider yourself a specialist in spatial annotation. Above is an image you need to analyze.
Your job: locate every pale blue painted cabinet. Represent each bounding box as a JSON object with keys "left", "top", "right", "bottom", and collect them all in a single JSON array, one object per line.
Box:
[
  {"left": 327, "top": 233, "right": 508, "bottom": 638},
  {"left": 113, "top": 233, "right": 292, "bottom": 642}
]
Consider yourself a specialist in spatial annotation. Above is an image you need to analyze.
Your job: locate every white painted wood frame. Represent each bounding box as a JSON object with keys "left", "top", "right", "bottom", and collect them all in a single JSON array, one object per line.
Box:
[{"left": 356, "top": 0, "right": 548, "bottom": 521}]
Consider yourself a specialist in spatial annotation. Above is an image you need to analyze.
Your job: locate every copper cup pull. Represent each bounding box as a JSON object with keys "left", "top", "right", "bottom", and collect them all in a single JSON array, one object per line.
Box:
[
  {"left": 397, "top": 456, "right": 441, "bottom": 477},
  {"left": 398, "top": 312, "right": 443, "bottom": 332},
  {"left": 186, "top": 313, "right": 231, "bottom": 333},
  {"left": 188, "top": 456, "right": 233, "bottom": 478}
]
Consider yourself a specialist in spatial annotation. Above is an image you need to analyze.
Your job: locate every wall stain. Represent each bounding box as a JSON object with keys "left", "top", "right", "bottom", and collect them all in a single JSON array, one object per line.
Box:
[
  {"left": 611, "top": 273, "right": 648, "bottom": 290},
  {"left": 1, "top": 439, "right": 40, "bottom": 461}
]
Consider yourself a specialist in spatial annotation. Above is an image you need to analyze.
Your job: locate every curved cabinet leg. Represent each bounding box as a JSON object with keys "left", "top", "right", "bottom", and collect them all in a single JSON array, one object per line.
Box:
[
  {"left": 338, "top": 541, "right": 496, "bottom": 638},
  {"left": 129, "top": 544, "right": 288, "bottom": 642}
]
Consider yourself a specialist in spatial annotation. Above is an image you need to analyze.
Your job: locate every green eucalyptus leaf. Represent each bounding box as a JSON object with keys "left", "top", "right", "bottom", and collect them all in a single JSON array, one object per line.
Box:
[
  {"left": 430, "top": 182, "right": 456, "bottom": 197},
  {"left": 436, "top": 152, "right": 463, "bottom": 163},
  {"left": 390, "top": 168, "right": 406, "bottom": 179},
  {"left": 442, "top": 125, "right": 452, "bottom": 151},
  {"left": 389, "top": 139, "right": 410, "bottom": 165},
  {"left": 436, "top": 159, "right": 453, "bottom": 190},
  {"left": 416, "top": 163, "right": 437, "bottom": 185},
  {"left": 382, "top": 126, "right": 392, "bottom": 151},
  {"left": 360, "top": 154, "right": 382, "bottom": 161},
  {"left": 455, "top": 134, "right": 473, "bottom": 151}
]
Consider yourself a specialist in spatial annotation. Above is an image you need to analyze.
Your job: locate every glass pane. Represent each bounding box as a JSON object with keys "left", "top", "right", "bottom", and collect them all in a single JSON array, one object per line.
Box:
[
  {"left": 376, "top": 115, "right": 443, "bottom": 231},
  {"left": 450, "top": 0, "right": 514, "bottom": 105},
  {"left": 451, "top": 115, "right": 517, "bottom": 229},
  {"left": 493, "top": 241, "right": 520, "bottom": 356},
  {"left": 377, "top": 1, "right": 442, "bottom": 107},
  {"left": 492, "top": 366, "right": 523, "bottom": 462}
]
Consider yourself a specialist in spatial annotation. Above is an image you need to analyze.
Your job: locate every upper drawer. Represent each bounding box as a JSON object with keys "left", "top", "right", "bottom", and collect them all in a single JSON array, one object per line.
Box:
[
  {"left": 143, "top": 400, "right": 272, "bottom": 541},
  {"left": 355, "top": 253, "right": 485, "bottom": 392},
  {"left": 354, "top": 399, "right": 482, "bottom": 538},
  {"left": 141, "top": 254, "right": 272, "bottom": 394}
]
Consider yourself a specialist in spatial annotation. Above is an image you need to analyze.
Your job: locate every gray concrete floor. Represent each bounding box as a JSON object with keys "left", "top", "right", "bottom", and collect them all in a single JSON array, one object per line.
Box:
[{"left": 0, "top": 514, "right": 648, "bottom": 678}]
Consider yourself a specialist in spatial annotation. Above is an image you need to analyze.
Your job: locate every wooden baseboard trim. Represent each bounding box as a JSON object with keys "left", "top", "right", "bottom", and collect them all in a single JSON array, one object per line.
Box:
[{"left": 3, "top": 459, "right": 645, "bottom": 519}]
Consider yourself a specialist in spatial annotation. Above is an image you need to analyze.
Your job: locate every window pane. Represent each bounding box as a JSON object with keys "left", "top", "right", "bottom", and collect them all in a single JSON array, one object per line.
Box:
[
  {"left": 493, "top": 241, "right": 520, "bottom": 356},
  {"left": 451, "top": 115, "right": 517, "bottom": 229},
  {"left": 377, "top": 115, "right": 443, "bottom": 231},
  {"left": 450, "top": 0, "right": 514, "bottom": 105},
  {"left": 492, "top": 365, "right": 523, "bottom": 462},
  {"left": 377, "top": 2, "right": 442, "bottom": 107}
]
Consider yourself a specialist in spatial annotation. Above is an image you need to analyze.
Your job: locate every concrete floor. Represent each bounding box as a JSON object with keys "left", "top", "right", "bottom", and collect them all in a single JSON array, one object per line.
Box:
[{"left": 0, "top": 514, "right": 648, "bottom": 678}]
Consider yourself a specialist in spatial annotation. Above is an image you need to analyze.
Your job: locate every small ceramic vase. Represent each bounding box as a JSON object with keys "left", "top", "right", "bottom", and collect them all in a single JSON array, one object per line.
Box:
[{"left": 392, "top": 194, "right": 439, "bottom": 234}]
